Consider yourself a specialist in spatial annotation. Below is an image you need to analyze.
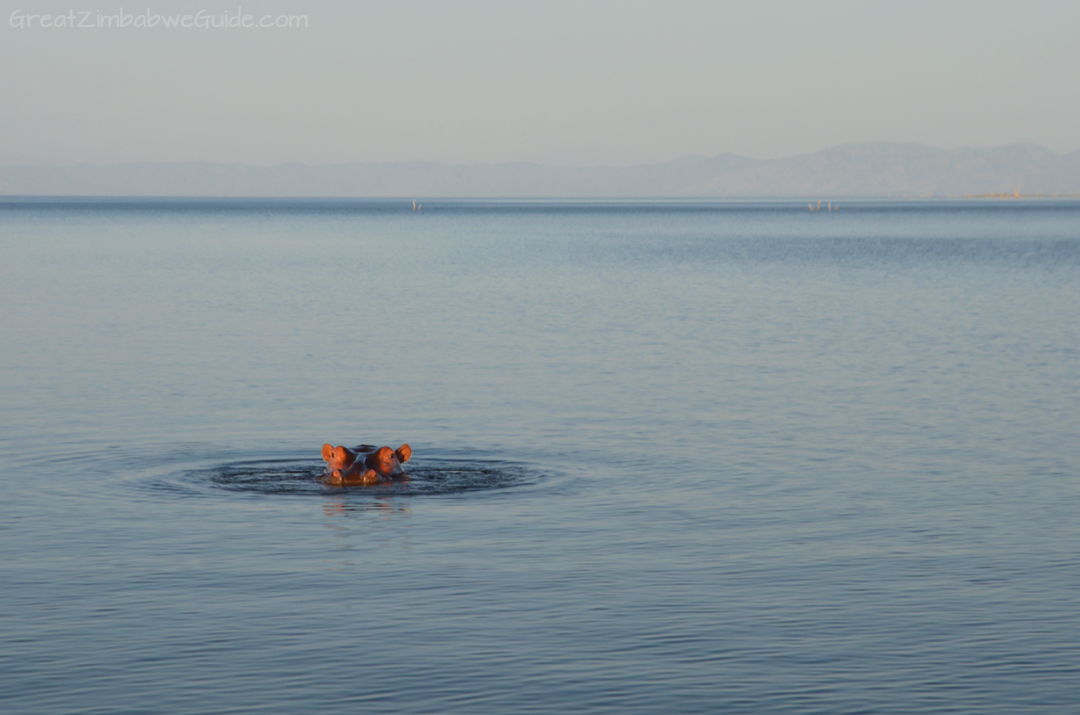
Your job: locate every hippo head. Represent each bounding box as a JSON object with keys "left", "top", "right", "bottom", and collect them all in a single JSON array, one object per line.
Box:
[
  {"left": 321, "top": 444, "right": 358, "bottom": 472},
  {"left": 363, "top": 445, "right": 411, "bottom": 476},
  {"left": 321, "top": 443, "right": 412, "bottom": 483}
]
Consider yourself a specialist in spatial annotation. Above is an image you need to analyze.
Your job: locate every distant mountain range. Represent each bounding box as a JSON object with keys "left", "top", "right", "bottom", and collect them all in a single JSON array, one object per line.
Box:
[{"left": 3, "top": 143, "right": 1079, "bottom": 198}]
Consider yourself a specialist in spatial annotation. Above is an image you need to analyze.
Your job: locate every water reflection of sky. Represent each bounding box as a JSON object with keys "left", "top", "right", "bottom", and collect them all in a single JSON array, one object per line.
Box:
[{"left": 2, "top": 201, "right": 1079, "bottom": 714}]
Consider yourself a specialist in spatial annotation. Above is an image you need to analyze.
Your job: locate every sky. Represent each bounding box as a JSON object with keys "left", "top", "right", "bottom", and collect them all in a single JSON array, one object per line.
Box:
[{"left": 1, "top": 0, "right": 1078, "bottom": 167}]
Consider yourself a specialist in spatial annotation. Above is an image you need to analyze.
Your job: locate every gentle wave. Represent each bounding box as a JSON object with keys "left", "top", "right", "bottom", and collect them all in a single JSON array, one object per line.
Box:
[{"left": 138, "top": 454, "right": 544, "bottom": 499}]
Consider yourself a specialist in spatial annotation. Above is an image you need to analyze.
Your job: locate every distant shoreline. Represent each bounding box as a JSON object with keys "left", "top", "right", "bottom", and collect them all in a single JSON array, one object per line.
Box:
[
  {"left": 4, "top": 196, "right": 1080, "bottom": 205},
  {"left": 2, "top": 143, "right": 1079, "bottom": 199}
]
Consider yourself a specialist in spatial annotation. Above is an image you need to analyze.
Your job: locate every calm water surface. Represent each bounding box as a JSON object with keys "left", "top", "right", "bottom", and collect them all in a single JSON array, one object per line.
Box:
[{"left": 2, "top": 199, "right": 1078, "bottom": 713}]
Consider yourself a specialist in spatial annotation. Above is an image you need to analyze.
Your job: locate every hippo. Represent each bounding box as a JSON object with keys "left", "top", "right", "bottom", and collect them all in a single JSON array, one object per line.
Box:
[{"left": 321, "top": 443, "right": 411, "bottom": 486}]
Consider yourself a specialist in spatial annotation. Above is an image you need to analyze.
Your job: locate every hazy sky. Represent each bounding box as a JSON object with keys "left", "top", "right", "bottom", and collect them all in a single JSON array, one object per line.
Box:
[{"left": 2, "top": 0, "right": 1078, "bottom": 166}]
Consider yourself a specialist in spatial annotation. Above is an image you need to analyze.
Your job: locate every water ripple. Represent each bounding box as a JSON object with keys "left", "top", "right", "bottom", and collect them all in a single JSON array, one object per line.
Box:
[{"left": 167, "top": 456, "right": 542, "bottom": 499}]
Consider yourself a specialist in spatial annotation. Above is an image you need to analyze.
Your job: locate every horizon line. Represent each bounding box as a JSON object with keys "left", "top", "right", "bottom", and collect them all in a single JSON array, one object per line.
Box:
[{"left": 4, "top": 141, "right": 1078, "bottom": 170}]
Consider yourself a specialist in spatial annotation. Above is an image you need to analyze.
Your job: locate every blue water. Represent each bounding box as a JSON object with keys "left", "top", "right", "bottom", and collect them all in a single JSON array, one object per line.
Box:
[{"left": 2, "top": 198, "right": 1078, "bottom": 713}]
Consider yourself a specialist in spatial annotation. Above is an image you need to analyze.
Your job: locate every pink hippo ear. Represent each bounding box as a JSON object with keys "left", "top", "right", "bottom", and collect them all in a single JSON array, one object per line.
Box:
[
  {"left": 396, "top": 444, "right": 412, "bottom": 463},
  {"left": 321, "top": 444, "right": 334, "bottom": 463}
]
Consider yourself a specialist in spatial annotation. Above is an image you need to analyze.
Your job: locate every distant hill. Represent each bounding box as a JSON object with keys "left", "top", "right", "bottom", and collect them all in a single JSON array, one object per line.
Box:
[{"left": 3, "top": 143, "right": 1079, "bottom": 197}]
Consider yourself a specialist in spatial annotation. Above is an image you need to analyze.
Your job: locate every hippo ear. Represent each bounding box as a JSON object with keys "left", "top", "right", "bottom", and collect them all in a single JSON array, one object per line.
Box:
[
  {"left": 396, "top": 444, "right": 412, "bottom": 463},
  {"left": 322, "top": 444, "right": 334, "bottom": 462}
]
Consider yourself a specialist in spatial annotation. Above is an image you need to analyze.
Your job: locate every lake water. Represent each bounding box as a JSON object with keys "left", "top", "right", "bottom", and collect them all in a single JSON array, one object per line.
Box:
[{"left": 2, "top": 198, "right": 1078, "bottom": 713}]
